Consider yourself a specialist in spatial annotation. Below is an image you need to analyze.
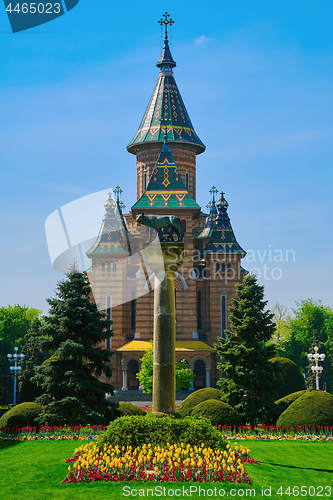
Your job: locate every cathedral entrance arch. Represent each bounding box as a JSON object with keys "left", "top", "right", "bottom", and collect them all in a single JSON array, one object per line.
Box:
[
  {"left": 127, "top": 359, "right": 140, "bottom": 390},
  {"left": 193, "top": 359, "right": 206, "bottom": 389}
]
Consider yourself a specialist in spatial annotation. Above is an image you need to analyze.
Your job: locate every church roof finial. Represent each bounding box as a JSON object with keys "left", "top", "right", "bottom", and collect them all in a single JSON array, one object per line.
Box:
[
  {"left": 158, "top": 11, "right": 174, "bottom": 44},
  {"left": 156, "top": 12, "right": 176, "bottom": 70}
]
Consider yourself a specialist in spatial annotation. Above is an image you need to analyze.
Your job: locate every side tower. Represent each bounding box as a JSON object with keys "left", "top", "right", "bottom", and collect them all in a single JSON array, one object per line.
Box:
[{"left": 127, "top": 12, "right": 205, "bottom": 202}]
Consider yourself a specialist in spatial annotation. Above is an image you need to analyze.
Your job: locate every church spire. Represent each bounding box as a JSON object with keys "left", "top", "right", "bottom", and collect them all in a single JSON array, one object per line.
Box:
[{"left": 127, "top": 12, "right": 205, "bottom": 155}]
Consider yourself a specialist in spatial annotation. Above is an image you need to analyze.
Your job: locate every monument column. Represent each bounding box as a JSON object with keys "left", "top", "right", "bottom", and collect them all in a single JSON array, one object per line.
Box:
[{"left": 143, "top": 242, "right": 185, "bottom": 414}]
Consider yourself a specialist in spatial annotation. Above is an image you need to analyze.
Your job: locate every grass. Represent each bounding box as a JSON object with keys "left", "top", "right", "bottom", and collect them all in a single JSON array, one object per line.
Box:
[{"left": 0, "top": 440, "right": 332, "bottom": 499}]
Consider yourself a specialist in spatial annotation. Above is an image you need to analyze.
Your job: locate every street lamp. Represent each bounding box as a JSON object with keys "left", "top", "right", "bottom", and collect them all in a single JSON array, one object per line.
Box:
[
  {"left": 7, "top": 347, "right": 24, "bottom": 406},
  {"left": 307, "top": 346, "right": 325, "bottom": 391}
]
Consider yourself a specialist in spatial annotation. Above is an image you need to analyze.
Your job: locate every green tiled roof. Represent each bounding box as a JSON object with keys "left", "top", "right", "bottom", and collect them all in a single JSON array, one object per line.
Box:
[
  {"left": 204, "top": 193, "right": 246, "bottom": 255},
  {"left": 198, "top": 199, "right": 218, "bottom": 239},
  {"left": 132, "top": 138, "right": 201, "bottom": 213},
  {"left": 127, "top": 40, "right": 205, "bottom": 154},
  {"left": 87, "top": 193, "right": 130, "bottom": 256}
]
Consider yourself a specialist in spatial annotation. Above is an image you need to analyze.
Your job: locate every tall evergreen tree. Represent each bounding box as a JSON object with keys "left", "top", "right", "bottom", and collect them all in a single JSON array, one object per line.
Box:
[
  {"left": 215, "top": 274, "right": 279, "bottom": 425},
  {"left": 32, "top": 270, "right": 115, "bottom": 425},
  {"left": 18, "top": 318, "right": 51, "bottom": 403}
]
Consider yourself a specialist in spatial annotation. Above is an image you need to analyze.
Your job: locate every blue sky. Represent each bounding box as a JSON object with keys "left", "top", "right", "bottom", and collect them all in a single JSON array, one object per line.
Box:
[{"left": 1, "top": 0, "right": 332, "bottom": 314}]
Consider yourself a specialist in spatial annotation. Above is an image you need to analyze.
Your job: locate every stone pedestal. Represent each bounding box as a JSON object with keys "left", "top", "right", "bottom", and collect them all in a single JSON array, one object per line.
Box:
[{"left": 142, "top": 242, "right": 185, "bottom": 415}]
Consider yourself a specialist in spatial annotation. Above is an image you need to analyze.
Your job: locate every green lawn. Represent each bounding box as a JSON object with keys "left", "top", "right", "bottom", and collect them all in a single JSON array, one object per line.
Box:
[{"left": 0, "top": 440, "right": 332, "bottom": 500}]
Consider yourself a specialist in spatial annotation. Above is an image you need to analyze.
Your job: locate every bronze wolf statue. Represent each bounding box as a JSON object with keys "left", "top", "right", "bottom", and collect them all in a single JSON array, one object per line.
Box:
[{"left": 136, "top": 213, "right": 184, "bottom": 242}]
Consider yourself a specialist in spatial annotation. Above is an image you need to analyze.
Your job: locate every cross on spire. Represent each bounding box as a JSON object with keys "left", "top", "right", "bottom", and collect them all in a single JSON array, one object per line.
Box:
[
  {"left": 209, "top": 186, "right": 218, "bottom": 203},
  {"left": 158, "top": 12, "right": 174, "bottom": 43},
  {"left": 221, "top": 191, "right": 225, "bottom": 198},
  {"left": 114, "top": 186, "right": 123, "bottom": 204}
]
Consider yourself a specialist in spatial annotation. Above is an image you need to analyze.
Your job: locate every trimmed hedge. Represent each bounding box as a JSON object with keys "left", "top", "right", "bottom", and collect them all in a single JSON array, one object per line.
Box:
[
  {"left": 277, "top": 390, "right": 333, "bottom": 428},
  {"left": 269, "top": 357, "right": 305, "bottom": 400},
  {"left": 275, "top": 390, "right": 307, "bottom": 409},
  {"left": 97, "top": 415, "right": 226, "bottom": 450},
  {"left": 117, "top": 402, "right": 146, "bottom": 417},
  {"left": 191, "top": 399, "right": 243, "bottom": 427},
  {"left": 0, "top": 402, "right": 43, "bottom": 429},
  {"left": 178, "top": 388, "right": 222, "bottom": 417}
]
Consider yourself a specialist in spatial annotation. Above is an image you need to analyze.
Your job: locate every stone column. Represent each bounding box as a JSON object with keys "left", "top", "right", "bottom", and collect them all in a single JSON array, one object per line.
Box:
[
  {"left": 122, "top": 369, "right": 128, "bottom": 390},
  {"left": 206, "top": 369, "right": 210, "bottom": 388},
  {"left": 143, "top": 242, "right": 185, "bottom": 415}
]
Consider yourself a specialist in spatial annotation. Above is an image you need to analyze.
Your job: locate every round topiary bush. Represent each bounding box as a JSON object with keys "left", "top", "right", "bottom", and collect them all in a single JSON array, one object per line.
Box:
[
  {"left": 97, "top": 415, "right": 226, "bottom": 451},
  {"left": 178, "top": 388, "right": 222, "bottom": 417},
  {"left": 269, "top": 357, "right": 305, "bottom": 400},
  {"left": 277, "top": 390, "right": 333, "bottom": 428},
  {"left": 191, "top": 399, "right": 243, "bottom": 427},
  {"left": 275, "top": 390, "right": 307, "bottom": 409},
  {"left": 0, "top": 402, "right": 43, "bottom": 429},
  {"left": 117, "top": 402, "right": 146, "bottom": 417}
]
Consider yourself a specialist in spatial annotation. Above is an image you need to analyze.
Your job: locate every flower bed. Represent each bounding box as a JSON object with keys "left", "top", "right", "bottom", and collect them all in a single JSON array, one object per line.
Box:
[
  {"left": 1, "top": 422, "right": 333, "bottom": 442},
  {"left": 217, "top": 424, "right": 333, "bottom": 441},
  {"left": 62, "top": 441, "right": 257, "bottom": 484},
  {"left": 0, "top": 424, "right": 107, "bottom": 441}
]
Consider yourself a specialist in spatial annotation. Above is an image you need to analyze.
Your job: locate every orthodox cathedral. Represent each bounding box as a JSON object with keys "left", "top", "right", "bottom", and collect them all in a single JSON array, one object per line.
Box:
[{"left": 87, "top": 14, "right": 247, "bottom": 392}]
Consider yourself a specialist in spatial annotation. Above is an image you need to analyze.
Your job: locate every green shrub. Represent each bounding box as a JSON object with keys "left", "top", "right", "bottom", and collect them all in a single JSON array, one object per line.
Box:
[
  {"left": 177, "top": 388, "right": 222, "bottom": 417},
  {"left": 272, "top": 390, "right": 307, "bottom": 424},
  {"left": 269, "top": 357, "right": 305, "bottom": 400},
  {"left": 275, "top": 390, "right": 307, "bottom": 409},
  {"left": 0, "top": 402, "right": 43, "bottom": 429},
  {"left": 117, "top": 402, "right": 146, "bottom": 417},
  {"left": 97, "top": 415, "right": 226, "bottom": 451},
  {"left": 191, "top": 399, "right": 243, "bottom": 427},
  {"left": 277, "top": 390, "right": 333, "bottom": 428}
]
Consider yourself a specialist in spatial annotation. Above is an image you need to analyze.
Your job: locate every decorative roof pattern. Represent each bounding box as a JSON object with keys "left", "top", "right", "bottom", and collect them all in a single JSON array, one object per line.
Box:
[
  {"left": 127, "top": 39, "right": 205, "bottom": 154},
  {"left": 117, "top": 340, "right": 214, "bottom": 352},
  {"left": 204, "top": 192, "right": 246, "bottom": 256},
  {"left": 131, "top": 138, "right": 201, "bottom": 213},
  {"left": 198, "top": 187, "right": 218, "bottom": 239},
  {"left": 86, "top": 192, "right": 130, "bottom": 256}
]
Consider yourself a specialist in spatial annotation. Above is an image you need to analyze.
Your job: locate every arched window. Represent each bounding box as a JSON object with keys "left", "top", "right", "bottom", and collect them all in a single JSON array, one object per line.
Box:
[
  {"left": 107, "top": 263, "right": 111, "bottom": 272},
  {"left": 197, "top": 290, "right": 202, "bottom": 330},
  {"left": 143, "top": 171, "right": 147, "bottom": 191},
  {"left": 220, "top": 292, "right": 227, "bottom": 338},
  {"left": 101, "top": 263, "right": 105, "bottom": 272},
  {"left": 113, "top": 262, "right": 117, "bottom": 272},
  {"left": 180, "top": 219, "right": 186, "bottom": 234},
  {"left": 105, "top": 294, "right": 112, "bottom": 349},
  {"left": 216, "top": 263, "right": 220, "bottom": 272},
  {"left": 131, "top": 290, "right": 136, "bottom": 331},
  {"left": 222, "top": 263, "right": 225, "bottom": 272},
  {"left": 185, "top": 171, "right": 189, "bottom": 191}
]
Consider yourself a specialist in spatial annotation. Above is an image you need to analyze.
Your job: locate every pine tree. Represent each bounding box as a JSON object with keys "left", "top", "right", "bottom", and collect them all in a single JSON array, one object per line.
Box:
[
  {"left": 19, "top": 318, "right": 51, "bottom": 403},
  {"left": 215, "top": 274, "right": 279, "bottom": 425},
  {"left": 32, "top": 270, "right": 115, "bottom": 425}
]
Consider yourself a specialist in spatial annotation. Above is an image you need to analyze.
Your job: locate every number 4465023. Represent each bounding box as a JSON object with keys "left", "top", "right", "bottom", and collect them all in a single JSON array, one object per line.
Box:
[
  {"left": 6, "top": 3, "right": 61, "bottom": 14},
  {"left": 277, "top": 486, "right": 332, "bottom": 497}
]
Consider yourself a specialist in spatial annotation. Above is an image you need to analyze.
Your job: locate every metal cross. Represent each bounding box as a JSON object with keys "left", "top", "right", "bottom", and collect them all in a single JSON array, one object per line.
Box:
[
  {"left": 114, "top": 186, "right": 123, "bottom": 204},
  {"left": 158, "top": 12, "right": 174, "bottom": 42},
  {"left": 209, "top": 186, "right": 218, "bottom": 203}
]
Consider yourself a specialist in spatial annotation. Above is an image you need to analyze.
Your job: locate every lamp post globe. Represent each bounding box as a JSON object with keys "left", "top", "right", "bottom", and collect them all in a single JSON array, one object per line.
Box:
[{"left": 7, "top": 347, "right": 24, "bottom": 406}]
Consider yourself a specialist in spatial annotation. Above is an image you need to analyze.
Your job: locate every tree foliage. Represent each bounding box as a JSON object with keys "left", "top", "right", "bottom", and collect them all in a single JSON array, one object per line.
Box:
[
  {"left": 215, "top": 274, "right": 279, "bottom": 425},
  {"left": 272, "top": 300, "right": 333, "bottom": 391},
  {"left": 137, "top": 344, "right": 195, "bottom": 394},
  {"left": 32, "top": 270, "right": 115, "bottom": 426},
  {"left": 0, "top": 305, "right": 40, "bottom": 404}
]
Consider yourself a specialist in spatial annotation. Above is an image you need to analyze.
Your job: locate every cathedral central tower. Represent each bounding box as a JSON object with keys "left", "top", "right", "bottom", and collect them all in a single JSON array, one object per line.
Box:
[{"left": 127, "top": 12, "right": 205, "bottom": 201}]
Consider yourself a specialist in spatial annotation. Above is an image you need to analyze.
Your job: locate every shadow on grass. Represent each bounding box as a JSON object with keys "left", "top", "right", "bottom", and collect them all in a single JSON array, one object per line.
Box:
[
  {"left": 0, "top": 440, "right": 22, "bottom": 451},
  {"left": 261, "top": 461, "right": 333, "bottom": 473}
]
